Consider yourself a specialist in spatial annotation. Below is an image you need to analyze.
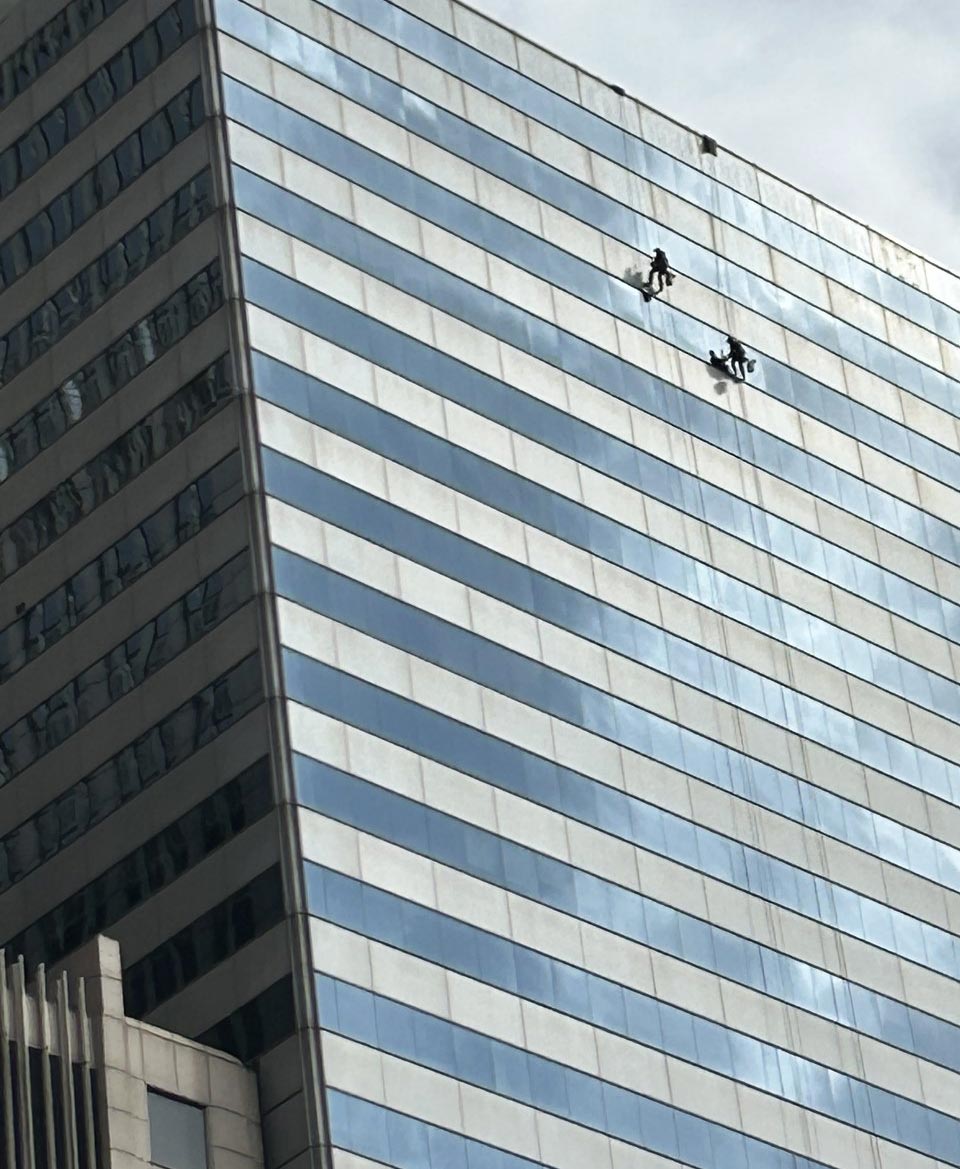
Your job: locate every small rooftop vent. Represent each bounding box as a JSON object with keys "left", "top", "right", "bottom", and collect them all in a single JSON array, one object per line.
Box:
[{"left": 700, "top": 134, "right": 718, "bottom": 156}]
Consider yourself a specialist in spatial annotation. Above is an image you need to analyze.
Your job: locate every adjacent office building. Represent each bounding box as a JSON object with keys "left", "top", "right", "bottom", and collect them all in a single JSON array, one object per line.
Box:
[{"left": 2, "top": 1, "right": 960, "bottom": 1168}]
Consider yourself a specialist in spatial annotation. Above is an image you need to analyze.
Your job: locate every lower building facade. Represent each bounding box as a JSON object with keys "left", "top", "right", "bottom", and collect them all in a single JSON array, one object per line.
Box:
[
  {"left": 1, "top": 934, "right": 264, "bottom": 1169},
  {"left": 3, "top": 0, "right": 960, "bottom": 1168}
]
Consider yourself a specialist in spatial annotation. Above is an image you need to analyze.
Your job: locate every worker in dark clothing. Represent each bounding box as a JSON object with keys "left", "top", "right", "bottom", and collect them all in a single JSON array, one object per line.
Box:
[
  {"left": 646, "top": 248, "right": 672, "bottom": 294},
  {"left": 724, "top": 335, "right": 749, "bottom": 380},
  {"left": 708, "top": 336, "right": 754, "bottom": 381}
]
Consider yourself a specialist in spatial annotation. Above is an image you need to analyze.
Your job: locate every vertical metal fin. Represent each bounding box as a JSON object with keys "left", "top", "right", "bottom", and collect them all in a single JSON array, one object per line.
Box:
[
  {"left": 56, "top": 973, "right": 78, "bottom": 1169},
  {"left": 76, "top": 981, "right": 96, "bottom": 1169},
  {"left": 37, "top": 967, "right": 57, "bottom": 1169},
  {"left": 1, "top": 954, "right": 18, "bottom": 1169},
  {"left": 12, "top": 958, "right": 35, "bottom": 1169}
]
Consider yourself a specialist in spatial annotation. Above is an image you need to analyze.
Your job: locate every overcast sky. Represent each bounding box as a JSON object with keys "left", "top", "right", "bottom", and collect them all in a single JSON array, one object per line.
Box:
[{"left": 470, "top": 0, "right": 960, "bottom": 276}]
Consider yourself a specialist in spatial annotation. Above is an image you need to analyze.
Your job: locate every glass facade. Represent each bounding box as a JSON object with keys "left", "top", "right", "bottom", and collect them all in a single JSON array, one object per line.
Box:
[
  {"left": 0, "top": 354, "right": 233, "bottom": 583},
  {"left": 0, "top": 0, "right": 129, "bottom": 112},
  {"left": 3, "top": 0, "right": 960, "bottom": 1165},
  {"left": 0, "top": 0, "right": 287, "bottom": 1089},
  {"left": 0, "top": 652, "right": 262, "bottom": 894},
  {"left": 4, "top": 756, "right": 273, "bottom": 971},
  {"left": 0, "top": 258, "right": 224, "bottom": 485},
  {"left": 124, "top": 864, "right": 285, "bottom": 1016},
  {"left": 0, "top": 77, "right": 206, "bottom": 296},
  {"left": 0, "top": 169, "right": 216, "bottom": 387},
  {"left": 0, "top": 0, "right": 197, "bottom": 200},
  {"left": 215, "top": 0, "right": 960, "bottom": 1167}
]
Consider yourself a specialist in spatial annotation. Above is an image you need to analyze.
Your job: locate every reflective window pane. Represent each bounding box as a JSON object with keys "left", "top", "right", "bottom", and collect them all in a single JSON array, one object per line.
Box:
[
  {"left": 5, "top": 755, "right": 272, "bottom": 973},
  {"left": 0, "top": 258, "right": 223, "bottom": 486},
  {"left": 0, "top": 79, "right": 205, "bottom": 296},
  {"left": 0, "top": 0, "right": 196, "bottom": 196},
  {"left": 0, "top": 168, "right": 215, "bottom": 388},
  {"left": 0, "top": 553, "right": 251, "bottom": 785},
  {"left": 148, "top": 1092, "right": 207, "bottom": 1169},
  {"left": 0, "top": 352, "right": 232, "bottom": 584}
]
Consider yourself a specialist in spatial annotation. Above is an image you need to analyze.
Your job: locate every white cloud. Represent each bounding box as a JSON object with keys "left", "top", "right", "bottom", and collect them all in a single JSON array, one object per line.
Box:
[{"left": 469, "top": 0, "right": 960, "bottom": 275}]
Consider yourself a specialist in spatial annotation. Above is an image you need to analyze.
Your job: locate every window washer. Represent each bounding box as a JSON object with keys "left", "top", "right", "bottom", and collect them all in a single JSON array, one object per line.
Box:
[
  {"left": 725, "top": 335, "right": 748, "bottom": 380},
  {"left": 646, "top": 248, "right": 673, "bottom": 295},
  {"left": 709, "top": 336, "right": 755, "bottom": 382}
]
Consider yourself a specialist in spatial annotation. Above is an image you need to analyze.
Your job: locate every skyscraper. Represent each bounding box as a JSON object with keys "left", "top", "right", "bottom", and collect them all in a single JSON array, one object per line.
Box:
[{"left": 2, "top": 2, "right": 960, "bottom": 1169}]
